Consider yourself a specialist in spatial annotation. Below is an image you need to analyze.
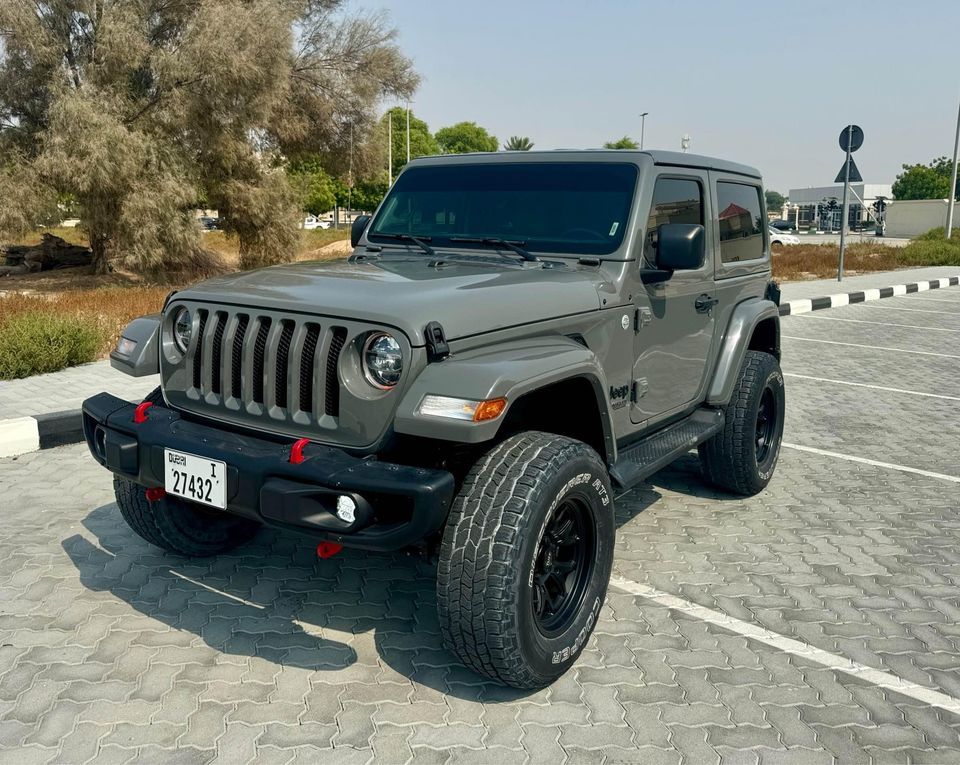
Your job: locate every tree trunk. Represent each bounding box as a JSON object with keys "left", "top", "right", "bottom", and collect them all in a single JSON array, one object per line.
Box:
[{"left": 89, "top": 232, "right": 110, "bottom": 274}]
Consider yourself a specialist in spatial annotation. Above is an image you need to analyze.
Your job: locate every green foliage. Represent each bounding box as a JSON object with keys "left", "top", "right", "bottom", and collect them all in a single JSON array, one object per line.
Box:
[
  {"left": 899, "top": 227, "right": 960, "bottom": 266},
  {"left": 435, "top": 122, "right": 498, "bottom": 155},
  {"left": 383, "top": 107, "right": 439, "bottom": 177},
  {"left": 288, "top": 158, "right": 337, "bottom": 216},
  {"left": 503, "top": 136, "right": 534, "bottom": 151},
  {"left": 603, "top": 136, "right": 639, "bottom": 150},
  {"left": 892, "top": 157, "right": 960, "bottom": 200},
  {"left": 765, "top": 190, "right": 786, "bottom": 211},
  {"left": 0, "top": 313, "right": 102, "bottom": 380},
  {"left": 0, "top": 2, "right": 418, "bottom": 274}
]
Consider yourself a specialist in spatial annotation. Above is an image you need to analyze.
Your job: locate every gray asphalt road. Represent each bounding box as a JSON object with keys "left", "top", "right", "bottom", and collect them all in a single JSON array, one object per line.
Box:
[{"left": 3, "top": 288, "right": 960, "bottom": 763}]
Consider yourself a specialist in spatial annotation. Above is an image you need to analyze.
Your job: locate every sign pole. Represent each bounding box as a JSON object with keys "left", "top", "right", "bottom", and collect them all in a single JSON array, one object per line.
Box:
[
  {"left": 838, "top": 125, "right": 853, "bottom": 282},
  {"left": 946, "top": 96, "right": 959, "bottom": 240}
]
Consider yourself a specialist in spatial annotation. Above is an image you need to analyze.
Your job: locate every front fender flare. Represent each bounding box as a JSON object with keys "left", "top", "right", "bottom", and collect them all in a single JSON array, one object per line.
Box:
[
  {"left": 109, "top": 314, "right": 161, "bottom": 377},
  {"left": 706, "top": 298, "right": 780, "bottom": 406},
  {"left": 394, "top": 336, "right": 616, "bottom": 461}
]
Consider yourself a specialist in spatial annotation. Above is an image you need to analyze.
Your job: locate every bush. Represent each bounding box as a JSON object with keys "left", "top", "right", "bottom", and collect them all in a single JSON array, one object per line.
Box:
[
  {"left": 899, "top": 227, "right": 960, "bottom": 267},
  {"left": 0, "top": 312, "right": 103, "bottom": 380}
]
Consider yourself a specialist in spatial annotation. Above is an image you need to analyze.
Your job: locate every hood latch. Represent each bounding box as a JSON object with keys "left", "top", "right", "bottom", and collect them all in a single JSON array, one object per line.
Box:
[{"left": 425, "top": 321, "right": 450, "bottom": 362}]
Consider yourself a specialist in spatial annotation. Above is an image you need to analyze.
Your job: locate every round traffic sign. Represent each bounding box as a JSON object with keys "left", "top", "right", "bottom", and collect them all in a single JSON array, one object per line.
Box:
[{"left": 839, "top": 125, "right": 864, "bottom": 153}]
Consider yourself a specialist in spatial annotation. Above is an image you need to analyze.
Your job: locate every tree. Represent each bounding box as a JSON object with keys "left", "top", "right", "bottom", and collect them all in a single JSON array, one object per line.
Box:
[
  {"left": 435, "top": 121, "right": 498, "bottom": 155},
  {"left": 503, "top": 136, "right": 534, "bottom": 151},
  {"left": 765, "top": 190, "right": 786, "bottom": 212},
  {"left": 603, "top": 136, "right": 639, "bottom": 150},
  {"left": 383, "top": 107, "right": 439, "bottom": 178},
  {"left": 0, "top": 2, "right": 417, "bottom": 273},
  {"left": 892, "top": 157, "right": 960, "bottom": 200},
  {"left": 288, "top": 158, "right": 337, "bottom": 217}
]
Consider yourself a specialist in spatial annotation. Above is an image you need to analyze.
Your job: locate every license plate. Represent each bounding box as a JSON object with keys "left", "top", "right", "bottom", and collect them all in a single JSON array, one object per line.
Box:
[{"left": 164, "top": 449, "right": 227, "bottom": 509}]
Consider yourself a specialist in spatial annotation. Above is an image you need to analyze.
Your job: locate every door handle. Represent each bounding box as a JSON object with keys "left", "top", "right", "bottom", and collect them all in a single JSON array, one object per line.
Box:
[{"left": 695, "top": 294, "right": 718, "bottom": 313}]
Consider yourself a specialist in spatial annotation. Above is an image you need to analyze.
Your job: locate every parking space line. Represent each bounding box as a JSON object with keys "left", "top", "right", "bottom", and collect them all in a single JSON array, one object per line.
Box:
[
  {"left": 903, "top": 295, "right": 960, "bottom": 304},
  {"left": 783, "top": 373, "right": 960, "bottom": 402},
  {"left": 609, "top": 575, "right": 960, "bottom": 714},
  {"left": 861, "top": 304, "right": 960, "bottom": 316},
  {"left": 782, "top": 336, "right": 960, "bottom": 359},
  {"left": 794, "top": 314, "right": 960, "bottom": 333},
  {"left": 168, "top": 570, "right": 266, "bottom": 609},
  {"left": 782, "top": 443, "right": 960, "bottom": 484}
]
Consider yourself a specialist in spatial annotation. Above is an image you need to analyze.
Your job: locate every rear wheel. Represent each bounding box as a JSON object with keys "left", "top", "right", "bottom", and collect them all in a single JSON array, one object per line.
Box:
[
  {"left": 699, "top": 350, "right": 785, "bottom": 495},
  {"left": 113, "top": 387, "right": 259, "bottom": 556},
  {"left": 437, "top": 432, "right": 615, "bottom": 689}
]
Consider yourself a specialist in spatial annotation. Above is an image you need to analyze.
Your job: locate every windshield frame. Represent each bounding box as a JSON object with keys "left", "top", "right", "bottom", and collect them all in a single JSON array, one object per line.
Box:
[{"left": 367, "top": 160, "right": 641, "bottom": 258}]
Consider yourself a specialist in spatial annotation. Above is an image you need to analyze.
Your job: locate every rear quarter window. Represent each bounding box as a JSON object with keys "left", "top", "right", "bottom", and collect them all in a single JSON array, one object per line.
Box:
[{"left": 717, "top": 182, "right": 765, "bottom": 263}]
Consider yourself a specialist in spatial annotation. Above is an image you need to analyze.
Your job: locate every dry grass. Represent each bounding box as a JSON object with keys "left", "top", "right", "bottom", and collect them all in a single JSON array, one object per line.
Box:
[
  {"left": 0, "top": 287, "right": 173, "bottom": 358},
  {"left": 771, "top": 243, "right": 904, "bottom": 281}
]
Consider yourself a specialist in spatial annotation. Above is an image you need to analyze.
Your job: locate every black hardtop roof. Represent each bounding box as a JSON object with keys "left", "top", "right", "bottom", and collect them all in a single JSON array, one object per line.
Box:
[{"left": 408, "top": 149, "right": 761, "bottom": 180}]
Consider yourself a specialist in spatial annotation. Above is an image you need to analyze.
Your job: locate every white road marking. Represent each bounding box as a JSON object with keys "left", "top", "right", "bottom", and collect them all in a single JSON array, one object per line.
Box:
[
  {"left": 168, "top": 570, "right": 266, "bottom": 609},
  {"left": 862, "top": 303, "right": 960, "bottom": 316},
  {"left": 904, "top": 295, "right": 960, "bottom": 304},
  {"left": 781, "top": 336, "right": 960, "bottom": 359},
  {"left": 609, "top": 575, "right": 960, "bottom": 714},
  {"left": 783, "top": 373, "right": 960, "bottom": 402},
  {"left": 794, "top": 314, "right": 960, "bottom": 333},
  {"left": 782, "top": 443, "right": 960, "bottom": 484}
]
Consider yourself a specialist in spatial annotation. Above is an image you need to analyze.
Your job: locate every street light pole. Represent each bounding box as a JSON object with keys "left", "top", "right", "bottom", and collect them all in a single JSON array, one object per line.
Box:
[
  {"left": 406, "top": 103, "right": 411, "bottom": 165},
  {"left": 640, "top": 112, "right": 648, "bottom": 150},
  {"left": 387, "top": 110, "right": 393, "bottom": 186},
  {"left": 947, "top": 96, "right": 960, "bottom": 239}
]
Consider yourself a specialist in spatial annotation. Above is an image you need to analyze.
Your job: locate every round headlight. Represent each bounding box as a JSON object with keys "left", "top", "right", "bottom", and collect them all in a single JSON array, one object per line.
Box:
[
  {"left": 363, "top": 332, "right": 402, "bottom": 389},
  {"left": 173, "top": 307, "right": 192, "bottom": 353}
]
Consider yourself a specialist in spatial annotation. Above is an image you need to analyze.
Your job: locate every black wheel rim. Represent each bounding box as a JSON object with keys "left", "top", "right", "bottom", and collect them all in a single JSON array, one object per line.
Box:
[
  {"left": 532, "top": 497, "right": 596, "bottom": 636},
  {"left": 755, "top": 387, "right": 776, "bottom": 464}
]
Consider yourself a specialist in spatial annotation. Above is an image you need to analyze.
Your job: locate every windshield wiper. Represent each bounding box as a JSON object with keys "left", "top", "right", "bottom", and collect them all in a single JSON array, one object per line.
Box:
[
  {"left": 372, "top": 232, "right": 435, "bottom": 256},
  {"left": 450, "top": 237, "right": 538, "bottom": 262}
]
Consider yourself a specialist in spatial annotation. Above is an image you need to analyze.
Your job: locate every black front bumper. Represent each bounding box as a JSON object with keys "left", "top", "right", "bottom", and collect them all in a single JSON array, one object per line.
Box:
[{"left": 82, "top": 392, "right": 456, "bottom": 551}]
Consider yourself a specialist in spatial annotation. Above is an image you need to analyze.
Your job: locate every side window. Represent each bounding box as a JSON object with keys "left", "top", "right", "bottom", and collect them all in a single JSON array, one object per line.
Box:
[
  {"left": 717, "top": 182, "right": 764, "bottom": 263},
  {"left": 644, "top": 177, "right": 703, "bottom": 263}
]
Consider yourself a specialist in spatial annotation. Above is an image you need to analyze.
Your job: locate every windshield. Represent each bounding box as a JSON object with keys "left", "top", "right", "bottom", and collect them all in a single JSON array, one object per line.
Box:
[{"left": 368, "top": 162, "right": 638, "bottom": 256}]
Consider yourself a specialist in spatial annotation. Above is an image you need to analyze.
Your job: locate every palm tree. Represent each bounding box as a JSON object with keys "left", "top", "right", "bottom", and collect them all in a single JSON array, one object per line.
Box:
[{"left": 503, "top": 136, "right": 534, "bottom": 151}]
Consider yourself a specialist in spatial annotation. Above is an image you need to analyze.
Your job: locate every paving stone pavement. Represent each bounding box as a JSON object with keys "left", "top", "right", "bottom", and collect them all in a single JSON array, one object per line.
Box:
[
  {"left": 2, "top": 286, "right": 960, "bottom": 762},
  {"left": 778, "top": 267, "right": 960, "bottom": 302},
  {"left": 0, "top": 361, "right": 158, "bottom": 421}
]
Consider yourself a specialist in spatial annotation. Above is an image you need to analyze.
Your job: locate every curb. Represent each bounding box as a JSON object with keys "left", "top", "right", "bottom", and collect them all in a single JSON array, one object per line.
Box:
[
  {"left": 2, "top": 274, "right": 959, "bottom": 459},
  {"left": 0, "top": 410, "right": 82, "bottom": 459},
  {"left": 779, "top": 275, "right": 960, "bottom": 316}
]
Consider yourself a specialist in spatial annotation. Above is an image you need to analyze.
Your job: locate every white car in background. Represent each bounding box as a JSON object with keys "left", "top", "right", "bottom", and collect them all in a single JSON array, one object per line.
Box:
[
  {"left": 301, "top": 215, "right": 332, "bottom": 230},
  {"left": 769, "top": 227, "right": 800, "bottom": 247}
]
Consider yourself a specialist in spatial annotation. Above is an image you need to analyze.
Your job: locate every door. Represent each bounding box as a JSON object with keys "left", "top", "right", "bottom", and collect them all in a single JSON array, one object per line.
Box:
[{"left": 631, "top": 173, "right": 716, "bottom": 425}]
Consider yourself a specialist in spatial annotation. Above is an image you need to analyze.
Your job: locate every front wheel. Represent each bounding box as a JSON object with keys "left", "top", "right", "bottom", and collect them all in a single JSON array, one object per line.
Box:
[
  {"left": 699, "top": 350, "right": 785, "bottom": 495},
  {"left": 437, "top": 432, "right": 615, "bottom": 689}
]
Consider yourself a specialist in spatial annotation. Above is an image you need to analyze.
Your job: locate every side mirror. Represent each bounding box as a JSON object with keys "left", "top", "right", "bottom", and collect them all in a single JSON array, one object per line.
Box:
[
  {"left": 656, "top": 223, "right": 705, "bottom": 271},
  {"left": 351, "top": 215, "right": 371, "bottom": 248}
]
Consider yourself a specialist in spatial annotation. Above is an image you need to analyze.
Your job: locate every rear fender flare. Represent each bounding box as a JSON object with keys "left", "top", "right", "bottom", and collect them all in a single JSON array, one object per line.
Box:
[
  {"left": 394, "top": 336, "right": 616, "bottom": 462},
  {"left": 706, "top": 298, "right": 780, "bottom": 406}
]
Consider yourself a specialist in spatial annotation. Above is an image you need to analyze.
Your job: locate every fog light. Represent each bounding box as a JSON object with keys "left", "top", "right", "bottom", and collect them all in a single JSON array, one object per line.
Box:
[{"left": 336, "top": 495, "right": 357, "bottom": 523}]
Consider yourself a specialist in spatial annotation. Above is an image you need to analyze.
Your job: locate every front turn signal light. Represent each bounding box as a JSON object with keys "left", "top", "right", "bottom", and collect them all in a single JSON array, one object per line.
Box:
[{"left": 418, "top": 395, "right": 507, "bottom": 422}]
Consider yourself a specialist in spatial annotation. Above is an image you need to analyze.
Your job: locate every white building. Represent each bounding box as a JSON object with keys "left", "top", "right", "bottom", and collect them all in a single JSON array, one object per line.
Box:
[{"left": 785, "top": 183, "right": 893, "bottom": 231}]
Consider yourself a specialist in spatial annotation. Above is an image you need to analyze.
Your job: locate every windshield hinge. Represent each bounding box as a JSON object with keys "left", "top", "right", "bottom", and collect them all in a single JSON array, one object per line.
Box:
[{"left": 425, "top": 321, "right": 450, "bottom": 362}]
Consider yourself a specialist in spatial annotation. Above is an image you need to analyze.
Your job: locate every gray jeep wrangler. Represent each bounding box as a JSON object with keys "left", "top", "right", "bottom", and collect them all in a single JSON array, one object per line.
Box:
[{"left": 82, "top": 150, "right": 784, "bottom": 689}]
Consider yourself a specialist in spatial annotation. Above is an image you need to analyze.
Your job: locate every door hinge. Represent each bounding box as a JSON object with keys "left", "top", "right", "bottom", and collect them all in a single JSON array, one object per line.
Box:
[
  {"left": 695, "top": 294, "right": 719, "bottom": 314},
  {"left": 634, "top": 307, "right": 652, "bottom": 332}
]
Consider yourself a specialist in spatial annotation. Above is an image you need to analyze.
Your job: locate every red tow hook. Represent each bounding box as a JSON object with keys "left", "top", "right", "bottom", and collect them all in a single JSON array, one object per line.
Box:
[
  {"left": 145, "top": 487, "right": 166, "bottom": 502},
  {"left": 133, "top": 401, "right": 153, "bottom": 424},
  {"left": 289, "top": 438, "right": 310, "bottom": 465},
  {"left": 316, "top": 541, "right": 343, "bottom": 559}
]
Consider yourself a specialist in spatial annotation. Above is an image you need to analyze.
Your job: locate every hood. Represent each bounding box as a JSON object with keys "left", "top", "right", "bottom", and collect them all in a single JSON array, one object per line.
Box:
[{"left": 177, "top": 256, "right": 607, "bottom": 345}]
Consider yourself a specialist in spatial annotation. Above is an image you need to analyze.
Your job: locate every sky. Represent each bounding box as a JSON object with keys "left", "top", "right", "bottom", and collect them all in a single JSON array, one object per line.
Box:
[{"left": 373, "top": 0, "right": 959, "bottom": 194}]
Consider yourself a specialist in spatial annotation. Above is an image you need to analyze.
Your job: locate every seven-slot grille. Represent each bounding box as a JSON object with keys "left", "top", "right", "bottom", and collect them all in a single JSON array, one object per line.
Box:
[{"left": 187, "top": 308, "right": 347, "bottom": 420}]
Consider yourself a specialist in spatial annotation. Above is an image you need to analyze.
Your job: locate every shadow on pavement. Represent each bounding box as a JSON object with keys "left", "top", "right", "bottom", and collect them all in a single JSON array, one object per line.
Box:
[{"left": 62, "top": 502, "right": 537, "bottom": 702}]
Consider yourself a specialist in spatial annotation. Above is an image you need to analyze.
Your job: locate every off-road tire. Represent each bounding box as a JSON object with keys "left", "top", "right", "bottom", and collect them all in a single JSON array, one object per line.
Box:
[
  {"left": 437, "top": 431, "right": 615, "bottom": 689},
  {"left": 699, "top": 350, "right": 785, "bottom": 496},
  {"left": 113, "top": 387, "right": 259, "bottom": 557}
]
